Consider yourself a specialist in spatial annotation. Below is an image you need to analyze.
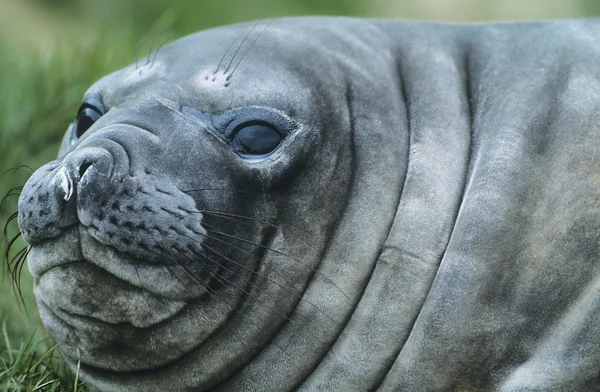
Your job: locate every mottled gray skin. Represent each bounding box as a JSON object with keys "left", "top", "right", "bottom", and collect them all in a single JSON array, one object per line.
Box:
[{"left": 16, "top": 17, "right": 600, "bottom": 391}]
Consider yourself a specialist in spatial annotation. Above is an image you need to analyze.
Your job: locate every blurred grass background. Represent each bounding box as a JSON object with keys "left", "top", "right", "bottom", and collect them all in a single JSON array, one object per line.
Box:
[{"left": 1, "top": 0, "right": 600, "bottom": 389}]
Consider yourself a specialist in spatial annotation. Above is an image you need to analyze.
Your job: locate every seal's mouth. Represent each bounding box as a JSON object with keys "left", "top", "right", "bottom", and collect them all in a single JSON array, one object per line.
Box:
[
  {"left": 27, "top": 212, "right": 268, "bottom": 373},
  {"left": 29, "top": 225, "right": 213, "bottom": 301},
  {"left": 36, "top": 260, "right": 189, "bottom": 329},
  {"left": 30, "top": 219, "right": 222, "bottom": 330}
]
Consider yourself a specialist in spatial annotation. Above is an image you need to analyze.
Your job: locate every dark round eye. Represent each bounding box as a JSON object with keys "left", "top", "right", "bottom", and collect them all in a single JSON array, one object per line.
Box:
[
  {"left": 72, "top": 100, "right": 105, "bottom": 142},
  {"left": 233, "top": 122, "right": 283, "bottom": 158}
]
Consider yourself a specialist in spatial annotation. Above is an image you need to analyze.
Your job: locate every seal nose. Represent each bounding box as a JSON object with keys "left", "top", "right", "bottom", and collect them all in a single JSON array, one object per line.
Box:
[
  {"left": 59, "top": 147, "right": 114, "bottom": 200},
  {"left": 18, "top": 147, "right": 114, "bottom": 245}
]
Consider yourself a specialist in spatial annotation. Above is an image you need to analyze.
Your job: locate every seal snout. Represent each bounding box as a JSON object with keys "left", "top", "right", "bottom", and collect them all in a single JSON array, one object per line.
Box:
[
  {"left": 19, "top": 137, "right": 217, "bottom": 299},
  {"left": 18, "top": 146, "right": 115, "bottom": 245}
]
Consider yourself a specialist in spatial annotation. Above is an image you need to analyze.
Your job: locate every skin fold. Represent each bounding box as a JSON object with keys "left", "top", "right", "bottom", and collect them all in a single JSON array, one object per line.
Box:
[{"left": 16, "top": 17, "right": 600, "bottom": 391}]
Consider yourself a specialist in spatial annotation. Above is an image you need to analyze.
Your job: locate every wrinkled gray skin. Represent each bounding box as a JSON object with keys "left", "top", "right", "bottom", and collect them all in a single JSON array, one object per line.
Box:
[{"left": 16, "top": 16, "right": 600, "bottom": 391}]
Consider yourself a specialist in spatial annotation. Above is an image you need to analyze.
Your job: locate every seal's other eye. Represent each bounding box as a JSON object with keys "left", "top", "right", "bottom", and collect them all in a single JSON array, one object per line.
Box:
[
  {"left": 233, "top": 122, "right": 283, "bottom": 158},
  {"left": 71, "top": 98, "right": 105, "bottom": 143}
]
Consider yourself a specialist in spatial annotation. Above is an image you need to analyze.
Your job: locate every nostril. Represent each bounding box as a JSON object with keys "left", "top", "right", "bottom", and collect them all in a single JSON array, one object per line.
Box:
[
  {"left": 63, "top": 147, "right": 114, "bottom": 187},
  {"left": 79, "top": 160, "right": 93, "bottom": 179}
]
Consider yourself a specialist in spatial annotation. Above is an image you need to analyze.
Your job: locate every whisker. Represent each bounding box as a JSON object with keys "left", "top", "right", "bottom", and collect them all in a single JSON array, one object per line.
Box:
[
  {"left": 135, "top": 37, "right": 147, "bottom": 70},
  {"left": 5, "top": 237, "right": 30, "bottom": 311},
  {"left": 173, "top": 249, "right": 293, "bottom": 358},
  {"left": 3, "top": 165, "right": 34, "bottom": 175},
  {"left": 13, "top": 247, "right": 30, "bottom": 312},
  {"left": 187, "top": 243, "right": 339, "bottom": 326},
  {"left": 170, "top": 223, "right": 340, "bottom": 313},
  {"left": 146, "top": 28, "right": 170, "bottom": 66},
  {"left": 2, "top": 202, "right": 30, "bottom": 311},
  {"left": 170, "top": 223, "right": 255, "bottom": 260},
  {"left": 224, "top": 21, "right": 260, "bottom": 74},
  {"left": 150, "top": 36, "right": 174, "bottom": 68},
  {"left": 203, "top": 223, "right": 351, "bottom": 302},
  {"left": 178, "top": 249, "right": 345, "bottom": 365},
  {"left": 200, "top": 210, "right": 268, "bottom": 228},
  {"left": 176, "top": 248, "right": 293, "bottom": 322},
  {"left": 162, "top": 257, "right": 251, "bottom": 352},
  {"left": 197, "top": 210, "right": 323, "bottom": 256},
  {"left": 132, "top": 263, "right": 142, "bottom": 286},
  {"left": 182, "top": 188, "right": 263, "bottom": 198},
  {"left": 183, "top": 209, "right": 350, "bottom": 302},
  {"left": 5, "top": 232, "right": 23, "bottom": 273},
  {"left": 168, "top": 220, "right": 343, "bottom": 325},
  {"left": 0, "top": 186, "right": 24, "bottom": 212},
  {"left": 228, "top": 20, "right": 273, "bottom": 80},
  {"left": 168, "top": 225, "right": 330, "bottom": 306},
  {"left": 3, "top": 211, "right": 19, "bottom": 246},
  {"left": 201, "top": 210, "right": 276, "bottom": 227},
  {"left": 214, "top": 28, "right": 248, "bottom": 74}
]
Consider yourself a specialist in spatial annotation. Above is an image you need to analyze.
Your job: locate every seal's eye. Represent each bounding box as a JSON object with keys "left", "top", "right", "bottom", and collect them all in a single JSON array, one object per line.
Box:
[
  {"left": 71, "top": 99, "right": 105, "bottom": 143},
  {"left": 233, "top": 122, "right": 283, "bottom": 158}
]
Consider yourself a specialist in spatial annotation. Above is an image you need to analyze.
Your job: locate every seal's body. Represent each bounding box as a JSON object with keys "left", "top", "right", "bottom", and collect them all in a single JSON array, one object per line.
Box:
[{"left": 17, "top": 17, "right": 600, "bottom": 391}]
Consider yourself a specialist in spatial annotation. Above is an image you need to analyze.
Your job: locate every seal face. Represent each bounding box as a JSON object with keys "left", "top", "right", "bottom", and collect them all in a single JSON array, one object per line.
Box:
[
  {"left": 19, "top": 18, "right": 366, "bottom": 390},
  {"left": 15, "top": 17, "right": 600, "bottom": 392}
]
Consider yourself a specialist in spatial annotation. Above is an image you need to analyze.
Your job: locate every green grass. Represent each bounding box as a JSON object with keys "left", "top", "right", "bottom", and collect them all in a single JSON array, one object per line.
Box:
[{"left": 0, "top": 324, "right": 86, "bottom": 392}]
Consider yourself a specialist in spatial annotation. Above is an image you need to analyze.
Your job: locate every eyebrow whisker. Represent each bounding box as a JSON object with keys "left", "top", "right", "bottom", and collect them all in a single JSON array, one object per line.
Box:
[{"left": 224, "top": 21, "right": 261, "bottom": 74}]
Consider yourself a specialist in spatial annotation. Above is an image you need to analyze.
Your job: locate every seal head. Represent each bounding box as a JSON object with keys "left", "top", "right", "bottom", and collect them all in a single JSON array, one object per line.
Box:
[{"left": 18, "top": 18, "right": 408, "bottom": 391}]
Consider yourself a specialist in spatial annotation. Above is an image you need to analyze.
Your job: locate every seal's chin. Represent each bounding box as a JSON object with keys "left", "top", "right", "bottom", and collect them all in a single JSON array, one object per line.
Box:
[
  {"left": 36, "top": 262, "right": 188, "bottom": 329},
  {"left": 36, "top": 293, "right": 206, "bottom": 372},
  {"left": 28, "top": 226, "right": 234, "bottom": 372}
]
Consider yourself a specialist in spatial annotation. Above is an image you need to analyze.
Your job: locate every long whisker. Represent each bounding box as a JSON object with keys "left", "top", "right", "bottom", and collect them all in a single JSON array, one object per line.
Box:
[
  {"left": 173, "top": 248, "right": 293, "bottom": 358},
  {"left": 146, "top": 28, "right": 170, "bottom": 66},
  {"left": 162, "top": 256, "right": 252, "bottom": 352},
  {"left": 2, "top": 196, "right": 31, "bottom": 312},
  {"left": 169, "top": 224, "right": 254, "bottom": 259},
  {"left": 168, "top": 225, "right": 319, "bottom": 303},
  {"left": 192, "top": 208, "right": 323, "bottom": 257},
  {"left": 181, "top": 209, "right": 350, "bottom": 302},
  {"left": 175, "top": 247, "right": 293, "bottom": 323},
  {"left": 203, "top": 222, "right": 350, "bottom": 302},
  {"left": 3, "top": 211, "right": 19, "bottom": 246},
  {"left": 4, "top": 229, "right": 30, "bottom": 311},
  {"left": 187, "top": 243, "right": 339, "bottom": 326},
  {"left": 167, "top": 218, "right": 343, "bottom": 324},
  {"left": 131, "top": 263, "right": 142, "bottom": 286},
  {"left": 6, "top": 232, "right": 23, "bottom": 273},
  {"left": 200, "top": 210, "right": 270, "bottom": 228},
  {"left": 135, "top": 37, "right": 147, "bottom": 70},
  {"left": 224, "top": 21, "right": 260, "bottom": 74},
  {"left": 0, "top": 186, "right": 24, "bottom": 212},
  {"left": 215, "top": 28, "right": 248, "bottom": 74},
  {"left": 228, "top": 20, "right": 273, "bottom": 80},
  {"left": 3, "top": 165, "right": 34, "bottom": 175},
  {"left": 150, "top": 36, "right": 174, "bottom": 68},
  {"left": 12, "top": 246, "right": 30, "bottom": 312},
  {"left": 182, "top": 188, "right": 263, "bottom": 198}
]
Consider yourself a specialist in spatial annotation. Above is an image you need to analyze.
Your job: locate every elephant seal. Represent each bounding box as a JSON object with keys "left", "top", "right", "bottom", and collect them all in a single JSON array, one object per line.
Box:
[{"left": 15, "top": 17, "right": 600, "bottom": 391}]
